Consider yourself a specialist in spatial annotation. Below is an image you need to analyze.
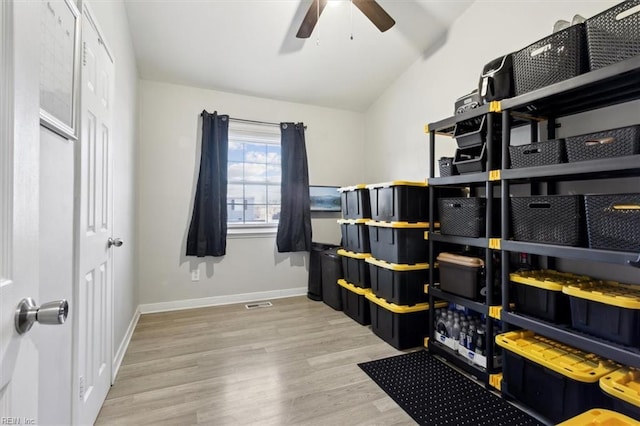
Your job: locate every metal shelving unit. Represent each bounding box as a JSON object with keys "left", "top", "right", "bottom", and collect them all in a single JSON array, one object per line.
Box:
[
  {"left": 429, "top": 233, "right": 489, "bottom": 249},
  {"left": 499, "top": 55, "right": 640, "bottom": 369}
]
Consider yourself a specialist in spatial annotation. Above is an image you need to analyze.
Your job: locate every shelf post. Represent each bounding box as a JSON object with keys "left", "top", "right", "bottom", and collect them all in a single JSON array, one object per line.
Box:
[{"left": 501, "top": 110, "right": 511, "bottom": 330}]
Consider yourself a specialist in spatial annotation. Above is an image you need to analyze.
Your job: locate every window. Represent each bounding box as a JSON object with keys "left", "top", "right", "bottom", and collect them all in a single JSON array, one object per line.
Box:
[{"left": 227, "top": 122, "right": 281, "bottom": 228}]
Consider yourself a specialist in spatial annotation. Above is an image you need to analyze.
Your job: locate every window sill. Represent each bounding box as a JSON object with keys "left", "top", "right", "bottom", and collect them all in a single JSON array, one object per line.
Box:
[{"left": 227, "top": 226, "right": 278, "bottom": 239}]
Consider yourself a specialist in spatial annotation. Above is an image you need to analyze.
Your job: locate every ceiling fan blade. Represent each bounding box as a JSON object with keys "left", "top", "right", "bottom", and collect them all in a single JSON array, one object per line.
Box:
[
  {"left": 352, "top": 0, "right": 395, "bottom": 32},
  {"left": 296, "top": 0, "right": 328, "bottom": 39}
]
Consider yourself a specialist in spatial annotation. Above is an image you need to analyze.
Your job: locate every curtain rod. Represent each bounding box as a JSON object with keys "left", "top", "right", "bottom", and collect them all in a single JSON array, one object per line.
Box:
[{"left": 228, "top": 117, "right": 307, "bottom": 130}]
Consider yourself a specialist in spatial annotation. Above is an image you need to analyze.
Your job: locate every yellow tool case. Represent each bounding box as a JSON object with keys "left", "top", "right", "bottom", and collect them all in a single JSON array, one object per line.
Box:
[
  {"left": 495, "top": 330, "right": 619, "bottom": 424},
  {"left": 558, "top": 409, "right": 640, "bottom": 426}
]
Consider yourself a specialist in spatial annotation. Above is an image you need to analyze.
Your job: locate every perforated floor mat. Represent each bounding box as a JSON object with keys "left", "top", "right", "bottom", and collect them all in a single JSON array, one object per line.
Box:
[{"left": 358, "top": 350, "right": 545, "bottom": 426}]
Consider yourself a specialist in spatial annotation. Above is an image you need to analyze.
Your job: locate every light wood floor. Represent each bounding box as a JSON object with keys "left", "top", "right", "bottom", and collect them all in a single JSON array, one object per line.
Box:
[{"left": 95, "top": 296, "right": 416, "bottom": 425}]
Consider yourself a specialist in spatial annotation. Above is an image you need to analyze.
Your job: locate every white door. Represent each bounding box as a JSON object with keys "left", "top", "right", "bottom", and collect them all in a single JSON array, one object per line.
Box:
[
  {"left": 73, "top": 5, "right": 115, "bottom": 425},
  {"left": 1, "top": 0, "right": 57, "bottom": 423}
]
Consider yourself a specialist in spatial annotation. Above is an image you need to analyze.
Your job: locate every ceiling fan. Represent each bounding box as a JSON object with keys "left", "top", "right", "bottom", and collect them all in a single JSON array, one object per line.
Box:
[{"left": 296, "top": 0, "right": 395, "bottom": 39}]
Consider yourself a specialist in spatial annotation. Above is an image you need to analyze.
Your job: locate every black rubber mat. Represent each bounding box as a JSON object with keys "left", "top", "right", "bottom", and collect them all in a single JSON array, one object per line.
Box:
[{"left": 358, "top": 350, "right": 545, "bottom": 426}]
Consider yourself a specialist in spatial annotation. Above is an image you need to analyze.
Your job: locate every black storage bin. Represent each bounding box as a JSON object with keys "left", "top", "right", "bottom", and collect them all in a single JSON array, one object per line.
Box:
[
  {"left": 367, "top": 221, "right": 429, "bottom": 264},
  {"left": 513, "top": 24, "right": 589, "bottom": 96},
  {"left": 337, "top": 249, "right": 371, "bottom": 288},
  {"left": 586, "top": 0, "right": 640, "bottom": 71},
  {"left": 366, "top": 292, "right": 436, "bottom": 350},
  {"left": 563, "top": 281, "right": 640, "bottom": 347},
  {"left": 565, "top": 125, "right": 640, "bottom": 163},
  {"left": 454, "top": 144, "right": 487, "bottom": 174},
  {"left": 454, "top": 90, "right": 481, "bottom": 115},
  {"left": 320, "top": 248, "right": 343, "bottom": 311},
  {"left": 509, "top": 139, "right": 566, "bottom": 169},
  {"left": 438, "top": 157, "right": 456, "bottom": 177},
  {"left": 496, "top": 330, "right": 618, "bottom": 424},
  {"left": 600, "top": 367, "right": 640, "bottom": 422},
  {"left": 478, "top": 54, "right": 514, "bottom": 104},
  {"left": 338, "top": 219, "right": 370, "bottom": 253},
  {"left": 337, "top": 279, "right": 371, "bottom": 325},
  {"left": 585, "top": 193, "right": 640, "bottom": 252},
  {"left": 367, "top": 181, "right": 428, "bottom": 222},
  {"left": 438, "top": 197, "right": 490, "bottom": 238},
  {"left": 366, "top": 257, "right": 434, "bottom": 306},
  {"left": 436, "top": 253, "right": 485, "bottom": 300},
  {"left": 454, "top": 115, "right": 487, "bottom": 148},
  {"left": 510, "top": 270, "right": 572, "bottom": 324},
  {"left": 308, "top": 242, "right": 340, "bottom": 301},
  {"left": 511, "top": 195, "right": 584, "bottom": 246},
  {"left": 339, "top": 184, "right": 371, "bottom": 220}
]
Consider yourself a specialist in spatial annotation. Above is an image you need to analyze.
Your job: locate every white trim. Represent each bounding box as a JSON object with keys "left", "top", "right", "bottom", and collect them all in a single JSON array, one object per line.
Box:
[
  {"left": 111, "top": 307, "right": 140, "bottom": 383},
  {"left": 227, "top": 226, "right": 277, "bottom": 238},
  {"left": 0, "top": 0, "right": 13, "bottom": 285},
  {"left": 138, "top": 287, "right": 307, "bottom": 314}
]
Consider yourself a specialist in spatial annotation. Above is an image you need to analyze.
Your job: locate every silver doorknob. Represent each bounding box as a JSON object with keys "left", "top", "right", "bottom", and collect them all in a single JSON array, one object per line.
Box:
[
  {"left": 15, "top": 298, "right": 69, "bottom": 335},
  {"left": 108, "top": 237, "right": 123, "bottom": 248}
]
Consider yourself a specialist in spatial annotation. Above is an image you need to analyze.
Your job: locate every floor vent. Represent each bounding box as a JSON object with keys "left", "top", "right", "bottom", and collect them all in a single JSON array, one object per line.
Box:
[{"left": 245, "top": 301, "right": 273, "bottom": 310}]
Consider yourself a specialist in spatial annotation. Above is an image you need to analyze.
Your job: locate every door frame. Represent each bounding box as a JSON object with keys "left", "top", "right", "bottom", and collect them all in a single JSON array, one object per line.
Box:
[{"left": 72, "top": 1, "right": 116, "bottom": 423}]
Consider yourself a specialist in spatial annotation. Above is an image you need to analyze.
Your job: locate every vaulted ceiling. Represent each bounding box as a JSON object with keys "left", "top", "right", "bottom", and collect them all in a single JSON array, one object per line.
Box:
[{"left": 124, "top": 0, "right": 473, "bottom": 112}]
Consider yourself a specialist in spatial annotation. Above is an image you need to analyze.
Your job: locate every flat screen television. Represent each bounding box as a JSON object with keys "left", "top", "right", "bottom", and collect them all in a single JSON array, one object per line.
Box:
[{"left": 309, "top": 185, "right": 341, "bottom": 212}]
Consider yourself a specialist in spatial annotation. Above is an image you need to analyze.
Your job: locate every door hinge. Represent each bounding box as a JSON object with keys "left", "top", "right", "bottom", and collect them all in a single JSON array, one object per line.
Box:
[{"left": 82, "top": 41, "right": 87, "bottom": 67}]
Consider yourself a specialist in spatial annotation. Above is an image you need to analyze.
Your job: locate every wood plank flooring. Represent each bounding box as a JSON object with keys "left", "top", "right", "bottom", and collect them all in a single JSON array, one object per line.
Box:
[{"left": 96, "top": 296, "right": 416, "bottom": 425}]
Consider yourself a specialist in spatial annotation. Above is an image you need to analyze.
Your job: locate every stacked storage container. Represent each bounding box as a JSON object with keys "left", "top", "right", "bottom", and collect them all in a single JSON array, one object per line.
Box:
[
  {"left": 363, "top": 181, "right": 440, "bottom": 350},
  {"left": 337, "top": 185, "right": 372, "bottom": 325}
]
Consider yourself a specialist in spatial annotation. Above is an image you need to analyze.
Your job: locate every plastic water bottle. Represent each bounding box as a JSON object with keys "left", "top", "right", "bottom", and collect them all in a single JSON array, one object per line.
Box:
[
  {"left": 459, "top": 321, "right": 467, "bottom": 347},
  {"left": 452, "top": 317, "right": 461, "bottom": 341},
  {"left": 445, "top": 312, "right": 453, "bottom": 338},
  {"left": 467, "top": 323, "right": 476, "bottom": 350},
  {"left": 436, "top": 311, "right": 447, "bottom": 336},
  {"left": 476, "top": 328, "right": 486, "bottom": 355}
]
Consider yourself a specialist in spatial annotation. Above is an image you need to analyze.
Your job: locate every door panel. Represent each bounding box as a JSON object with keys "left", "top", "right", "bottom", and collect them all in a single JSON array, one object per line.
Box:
[{"left": 74, "top": 5, "right": 114, "bottom": 424}]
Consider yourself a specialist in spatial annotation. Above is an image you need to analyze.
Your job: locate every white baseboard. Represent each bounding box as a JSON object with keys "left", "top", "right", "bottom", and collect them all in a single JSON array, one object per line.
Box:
[
  {"left": 138, "top": 287, "right": 307, "bottom": 314},
  {"left": 112, "top": 307, "right": 141, "bottom": 382}
]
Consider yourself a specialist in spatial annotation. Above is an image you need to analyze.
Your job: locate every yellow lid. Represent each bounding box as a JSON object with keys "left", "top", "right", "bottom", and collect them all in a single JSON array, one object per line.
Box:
[
  {"left": 510, "top": 270, "right": 587, "bottom": 292},
  {"left": 562, "top": 281, "right": 640, "bottom": 310},
  {"left": 338, "top": 184, "right": 367, "bottom": 192},
  {"left": 366, "top": 180, "right": 428, "bottom": 189},
  {"left": 494, "top": 330, "right": 619, "bottom": 383},
  {"left": 337, "top": 249, "right": 371, "bottom": 260},
  {"left": 365, "top": 220, "right": 436, "bottom": 229},
  {"left": 337, "top": 279, "right": 371, "bottom": 296},
  {"left": 600, "top": 367, "right": 640, "bottom": 409},
  {"left": 557, "top": 409, "right": 640, "bottom": 426},
  {"left": 337, "top": 218, "right": 369, "bottom": 225},
  {"left": 365, "top": 256, "right": 430, "bottom": 271},
  {"left": 364, "top": 292, "right": 446, "bottom": 313}
]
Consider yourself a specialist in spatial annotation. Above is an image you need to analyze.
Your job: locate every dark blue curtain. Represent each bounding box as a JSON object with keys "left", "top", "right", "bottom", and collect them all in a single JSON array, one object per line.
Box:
[
  {"left": 277, "top": 122, "right": 312, "bottom": 252},
  {"left": 186, "top": 110, "right": 229, "bottom": 257}
]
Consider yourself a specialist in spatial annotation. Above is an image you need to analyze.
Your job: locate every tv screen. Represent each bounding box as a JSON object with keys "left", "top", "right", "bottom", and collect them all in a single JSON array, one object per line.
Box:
[{"left": 309, "top": 185, "right": 341, "bottom": 212}]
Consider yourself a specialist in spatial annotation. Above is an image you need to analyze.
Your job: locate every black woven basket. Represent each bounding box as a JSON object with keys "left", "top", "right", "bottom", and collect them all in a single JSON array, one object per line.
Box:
[
  {"left": 509, "top": 139, "right": 566, "bottom": 169},
  {"left": 586, "top": 0, "right": 640, "bottom": 71},
  {"left": 511, "top": 195, "right": 584, "bottom": 246},
  {"left": 585, "top": 193, "right": 640, "bottom": 252},
  {"left": 438, "top": 197, "right": 486, "bottom": 238},
  {"left": 565, "top": 125, "right": 640, "bottom": 163},
  {"left": 438, "top": 157, "right": 456, "bottom": 177},
  {"left": 513, "top": 24, "right": 589, "bottom": 96}
]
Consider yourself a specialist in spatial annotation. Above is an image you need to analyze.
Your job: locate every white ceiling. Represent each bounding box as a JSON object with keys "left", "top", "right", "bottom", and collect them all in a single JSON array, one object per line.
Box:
[{"left": 124, "top": 0, "right": 473, "bottom": 112}]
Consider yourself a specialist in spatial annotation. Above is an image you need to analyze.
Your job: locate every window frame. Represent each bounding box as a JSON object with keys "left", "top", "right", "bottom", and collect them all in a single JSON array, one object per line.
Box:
[{"left": 226, "top": 122, "right": 281, "bottom": 236}]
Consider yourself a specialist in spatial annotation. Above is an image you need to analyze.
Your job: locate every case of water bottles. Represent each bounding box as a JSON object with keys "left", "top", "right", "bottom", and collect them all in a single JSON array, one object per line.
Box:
[{"left": 433, "top": 304, "right": 502, "bottom": 369}]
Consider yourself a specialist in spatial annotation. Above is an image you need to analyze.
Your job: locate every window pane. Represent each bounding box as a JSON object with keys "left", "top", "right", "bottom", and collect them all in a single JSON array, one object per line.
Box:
[
  {"left": 244, "top": 143, "right": 267, "bottom": 163},
  {"left": 245, "top": 184, "right": 267, "bottom": 204},
  {"left": 244, "top": 163, "right": 267, "bottom": 182},
  {"left": 227, "top": 184, "right": 244, "bottom": 200},
  {"left": 267, "top": 145, "right": 281, "bottom": 164},
  {"left": 228, "top": 161, "right": 244, "bottom": 182},
  {"left": 268, "top": 205, "right": 281, "bottom": 224},
  {"left": 227, "top": 204, "right": 244, "bottom": 222},
  {"left": 267, "top": 164, "right": 281, "bottom": 183},
  {"left": 245, "top": 205, "right": 267, "bottom": 224},
  {"left": 228, "top": 141, "right": 244, "bottom": 162},
  {"left": 267, "top": 184, "right": 281, "bottom": 205}
]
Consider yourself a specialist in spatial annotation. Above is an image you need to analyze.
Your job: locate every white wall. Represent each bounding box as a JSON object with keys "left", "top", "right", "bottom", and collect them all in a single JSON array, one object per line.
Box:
[
  {"left": 363, "top": 0, "right": 621, "bottom": 182},
  {"left": 137, "top": 80, "right": 364, "bottom": 305},
  {"left": 87, "top": 0, "right": 140, "bottom": 355}
]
